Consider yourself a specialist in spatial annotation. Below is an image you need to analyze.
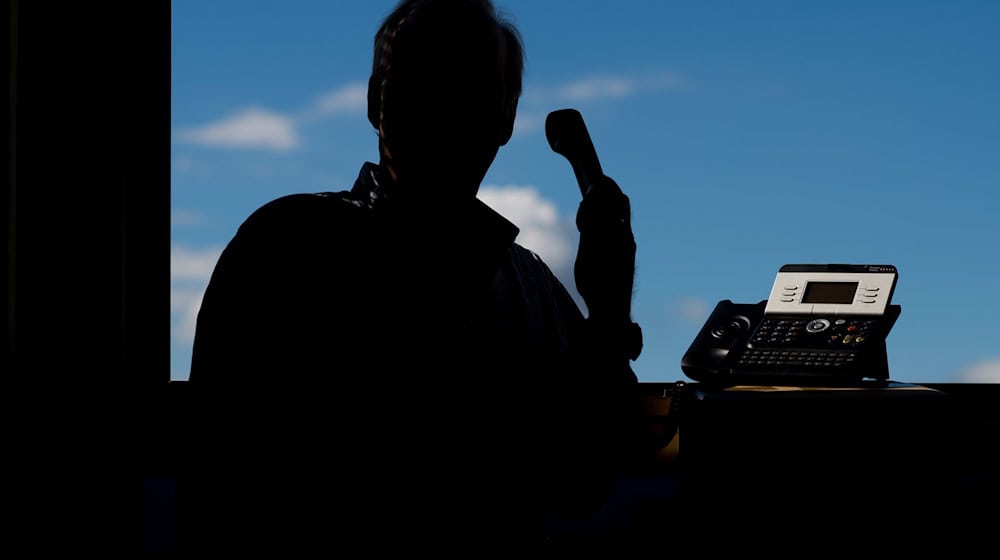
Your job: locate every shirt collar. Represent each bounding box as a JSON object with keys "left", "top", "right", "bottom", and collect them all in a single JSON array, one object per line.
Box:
[{"left": 351, "top": 161, "right": 520, "bottom": 248}]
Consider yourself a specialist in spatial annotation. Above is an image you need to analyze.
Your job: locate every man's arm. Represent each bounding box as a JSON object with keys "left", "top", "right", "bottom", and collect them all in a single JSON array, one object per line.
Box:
[
  {"left": 574, "top": 174, "right": 640, "bottom": 358},
  {"left": 543, "top": 175, "right": 642, "bottom": 517}
]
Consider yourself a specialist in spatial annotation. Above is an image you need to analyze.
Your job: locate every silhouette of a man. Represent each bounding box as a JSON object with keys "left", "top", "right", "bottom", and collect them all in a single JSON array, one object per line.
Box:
[{"left": 188, "top": 0, "right": 641, "bottom": 552}]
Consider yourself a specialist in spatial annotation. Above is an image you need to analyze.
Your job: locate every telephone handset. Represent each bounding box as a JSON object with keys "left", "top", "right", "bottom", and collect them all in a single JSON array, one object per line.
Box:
[
  {"left": 545, "top": 108, "right": 603, "bottom": 197},
  {"left": 681, "top": 264, "right": 901, "bottom": 386},
  {"left": 545, "top": 108, "right": 643, "bottom": 360}
]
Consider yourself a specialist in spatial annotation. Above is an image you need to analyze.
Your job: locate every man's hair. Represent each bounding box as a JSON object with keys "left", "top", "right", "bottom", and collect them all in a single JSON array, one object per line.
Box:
[{"left": 370, "top": 0, "right": 525, "bottom": 113}]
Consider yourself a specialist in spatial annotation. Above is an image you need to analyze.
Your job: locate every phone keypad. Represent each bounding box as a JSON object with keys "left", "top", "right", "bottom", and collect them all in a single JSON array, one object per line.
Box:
[
  {"left": 749, "top": 317, "right": 878, "bottom": 349},
  {"left": 736, "top": 349, "right": 857, "bottom": 370}
]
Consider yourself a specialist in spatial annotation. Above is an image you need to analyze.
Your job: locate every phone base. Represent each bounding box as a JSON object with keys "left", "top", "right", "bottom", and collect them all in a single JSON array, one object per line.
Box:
[{"left": 681, "top": 300, "right": 900, "bottom": 388}]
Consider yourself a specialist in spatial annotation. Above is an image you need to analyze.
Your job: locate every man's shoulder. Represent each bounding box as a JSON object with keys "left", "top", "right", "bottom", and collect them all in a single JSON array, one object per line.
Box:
[
  {"left": 509, "top": 243, "right": 565, "bottom": 288},
  {"left": 249, "top": 190, "right": 367, "bottom": 220},
  {"left": 510, "top": 243, "right": 549, "bottom": 270},
  {"left": 238, "top": 191, "right": 369, "bottom": 235}
]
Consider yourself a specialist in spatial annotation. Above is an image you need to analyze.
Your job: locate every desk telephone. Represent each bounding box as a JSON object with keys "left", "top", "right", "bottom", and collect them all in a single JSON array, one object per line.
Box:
[{"left": 681, "top": 264, "right": 901, "bottom": 386}]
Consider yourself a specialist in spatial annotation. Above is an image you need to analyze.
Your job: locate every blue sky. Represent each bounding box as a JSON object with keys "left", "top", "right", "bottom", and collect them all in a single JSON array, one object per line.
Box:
[{"left": 172, "top": 0, "right": 1000, "bottom": 384}]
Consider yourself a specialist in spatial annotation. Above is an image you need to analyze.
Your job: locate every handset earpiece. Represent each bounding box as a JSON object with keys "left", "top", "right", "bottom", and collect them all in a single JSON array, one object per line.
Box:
[{"left": 545, "top": 108, "right": 603, "bottom": 197}]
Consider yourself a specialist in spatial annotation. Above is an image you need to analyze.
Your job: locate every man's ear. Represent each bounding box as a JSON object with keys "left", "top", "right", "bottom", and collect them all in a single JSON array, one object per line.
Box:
[
  {"left": 498, "top": 97, "right": 517, "bottom": 146},
  {"left": 367, "top": 74, "right": 381, "bottom": 130}
]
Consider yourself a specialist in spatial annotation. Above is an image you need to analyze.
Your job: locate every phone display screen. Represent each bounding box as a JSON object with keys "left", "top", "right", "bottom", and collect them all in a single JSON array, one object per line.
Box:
[{"left": 801, "top": 281, "right": 857, "bottom": 304}]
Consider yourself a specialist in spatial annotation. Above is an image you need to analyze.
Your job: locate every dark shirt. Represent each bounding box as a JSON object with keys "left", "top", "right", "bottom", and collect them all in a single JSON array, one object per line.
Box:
[{"left": 187, "top": 162, "right": 639, "bottom": 551}]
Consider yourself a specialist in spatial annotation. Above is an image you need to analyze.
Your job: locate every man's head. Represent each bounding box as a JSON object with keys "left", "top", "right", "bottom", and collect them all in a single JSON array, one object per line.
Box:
[{"left": 368, "top": 0, "right": 524, "bottom": 201}]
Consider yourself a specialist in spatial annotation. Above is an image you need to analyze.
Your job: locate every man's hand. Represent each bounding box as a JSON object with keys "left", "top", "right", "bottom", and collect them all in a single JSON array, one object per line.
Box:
[{"left": 575, "top": 175, "right": 636, "bottom": 327}]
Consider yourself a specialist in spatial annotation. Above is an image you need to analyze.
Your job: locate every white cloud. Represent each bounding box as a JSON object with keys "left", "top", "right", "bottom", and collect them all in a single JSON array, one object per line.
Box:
[
  {"left": 309, "top": 82, "right": 368, "bottom": 118},
  {"left": 674, "top": 297, "right": 710, "bottom": 326},
  {"left": 512, "top": 113, "right": 542, "bottom": 137},
  {"left": 171, "top": 245, "right": 223, "bottom": 281},
  {"left": 956, "top": 358, "right": 1000, "bottom": 383},
  {"left": 172, "top": 285, "right": 206, "bottom": 342},
  {"left": 477, "top": 185, "right": 578, "bottom": 292},
  {"left": 171, "top": 245, "right": 223, "bottom": 355},
  {"left": 524, "top": 72, "right": 687, "bottom": 105},
  {"left": 179, "top": 107, "right": 300, "bottom": 152},
  {"left": 176, "top": 82, "right": 368, "bottom": 152},
  {"left": 557, "top": 76, "right": 636, "bottom": 102},
  {"left": 171, "top": 209, "right": 205, "bottom": 227},
  {"left": 175, "top": 71, "right": 689, "bottom": 151},
  {"left": 505, "top": 72, "right": 688, "bottom": 140},
  {"left": 175, "top": 69, "right": 689, "bottom": 151}
]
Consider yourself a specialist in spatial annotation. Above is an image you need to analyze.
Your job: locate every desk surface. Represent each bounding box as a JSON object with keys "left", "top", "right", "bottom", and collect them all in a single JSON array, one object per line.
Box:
[{"left": 687, "top": 380, "right": 947, "bottom": 400}]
